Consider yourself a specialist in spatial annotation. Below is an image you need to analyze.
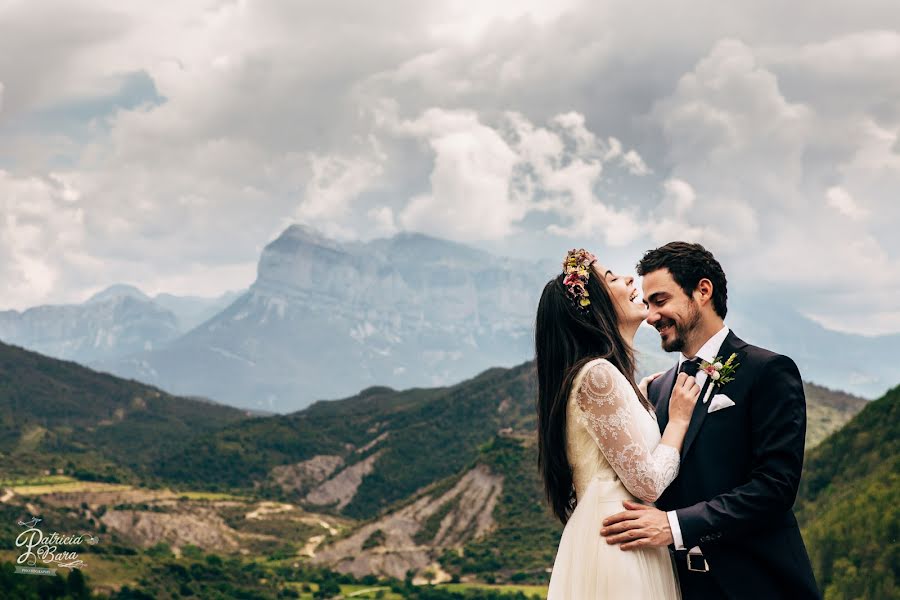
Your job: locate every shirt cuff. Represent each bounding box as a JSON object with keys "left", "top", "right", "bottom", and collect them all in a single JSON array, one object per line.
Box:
[{"left": 667, "top": 510, "right": 685, "bottom": 550}]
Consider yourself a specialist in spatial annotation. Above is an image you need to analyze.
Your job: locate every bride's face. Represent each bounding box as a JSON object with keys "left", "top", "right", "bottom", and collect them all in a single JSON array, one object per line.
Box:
[{"left": 592, "top": 262, "right": 648, "bottom": 325}]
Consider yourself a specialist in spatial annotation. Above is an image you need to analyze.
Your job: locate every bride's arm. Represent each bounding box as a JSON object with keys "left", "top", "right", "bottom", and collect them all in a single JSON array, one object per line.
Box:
[{"left": 575, "top": 361, "right": 698, "bottom": 503}]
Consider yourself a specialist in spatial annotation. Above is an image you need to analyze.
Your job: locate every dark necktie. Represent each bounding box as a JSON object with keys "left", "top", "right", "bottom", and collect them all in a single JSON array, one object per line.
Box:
[
  {"left": 662, "top": 358, "right": 704, "bottom": 427},
  {"left": 679, "top": 357, "right": 702, "bottom": 377}
]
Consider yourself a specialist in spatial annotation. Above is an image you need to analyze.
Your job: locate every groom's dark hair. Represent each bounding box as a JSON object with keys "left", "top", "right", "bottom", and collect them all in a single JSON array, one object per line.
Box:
[{"left": 636, "top": 242, "right": 728, "bottom": 318}]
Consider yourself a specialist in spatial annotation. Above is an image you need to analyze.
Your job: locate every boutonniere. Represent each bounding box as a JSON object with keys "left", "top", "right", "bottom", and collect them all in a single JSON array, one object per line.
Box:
[{"left": 700, "top": 353, "right": 740, "bottom": 386}]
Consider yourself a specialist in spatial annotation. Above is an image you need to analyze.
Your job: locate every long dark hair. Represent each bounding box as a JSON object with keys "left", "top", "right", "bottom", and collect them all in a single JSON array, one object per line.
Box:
[{"left": 535, "top": 268, "right": 649, "bottom": 524}]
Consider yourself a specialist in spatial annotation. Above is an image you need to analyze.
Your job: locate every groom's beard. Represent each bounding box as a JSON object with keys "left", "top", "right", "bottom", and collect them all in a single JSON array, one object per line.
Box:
[{"left": 657, "top": 302, "right": 701, "bottom": 353}]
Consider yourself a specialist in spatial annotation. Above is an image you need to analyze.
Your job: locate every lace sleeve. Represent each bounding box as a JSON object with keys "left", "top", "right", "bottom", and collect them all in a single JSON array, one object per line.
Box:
[{"left": 574, "top": 360, "right": 680, "bottom": 503}]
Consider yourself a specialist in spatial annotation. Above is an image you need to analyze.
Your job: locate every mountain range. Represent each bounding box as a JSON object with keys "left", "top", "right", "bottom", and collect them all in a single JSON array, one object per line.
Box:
[
  {"left": 93, "top": 225, "right": 557, "bottom": 412},
  {"left": 1, "top": 224, "right": 897, "bottom": 412},
  {"left": 0, "top": 284, "right": 240, "bottom": 363}
]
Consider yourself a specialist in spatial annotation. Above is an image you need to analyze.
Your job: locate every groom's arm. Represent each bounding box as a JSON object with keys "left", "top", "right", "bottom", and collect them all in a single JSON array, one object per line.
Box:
[{"left": 674, "top": 354, "right": 806, "bottom": 548}]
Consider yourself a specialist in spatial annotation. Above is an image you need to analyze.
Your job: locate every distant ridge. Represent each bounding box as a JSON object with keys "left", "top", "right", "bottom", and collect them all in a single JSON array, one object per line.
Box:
[{"left": 86, "top": 283, "right": 151, "bottom": 304}]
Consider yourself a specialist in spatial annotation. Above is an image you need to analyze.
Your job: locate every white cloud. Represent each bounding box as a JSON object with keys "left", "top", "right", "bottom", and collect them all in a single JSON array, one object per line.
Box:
[
  {"left": 0, "top": 171, "right": 88, "bottom": 308},
  {"left": 604, "top": 137, "right": 623, "bottom": 161},
  {"left": 648, "top": 179, "right": 706, "bottom": 243},
  {"left": 297, "top": 151, "right": 385, "bottom": 240},
  {"left": 826, "top": 186, "right": 869, "bottom": 220},
  {"left": 367, "top": 206, "right": 398, "bottom": 238},
  {"left": 763, "top": 30, "right": 900, "bottom": 115},
  {"left": 551, "top": 112, "right": 599, "bottom": 155},
  {"left": 648, "top": 36, "right": 899, "bottom": 331},
  {"left": 662, "top": 178, "right": 695, "bottom": 214},
  {"left": 427, "top": 0, "right": 579, "bottom": 43},
  {"left": 622, "top": 150, "right": 651, "bottom": 176},
  {"left": 504, "top": 112, "right": 649, "bottom": 246},
  {"left": 394, "top": 109, "right": 523, "bottom": 240},
  {"left": 383, "top": 107, "right": 651, "bottom": 244},
  {"left": 653, "top": 39, "right": 813, "bottom": 196}
]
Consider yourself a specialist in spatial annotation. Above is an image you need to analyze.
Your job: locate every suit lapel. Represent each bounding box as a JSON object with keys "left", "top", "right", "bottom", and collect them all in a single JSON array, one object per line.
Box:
[
  {"left": 651, "top": 365, "right": 678, "bottom": 432},
  {"left": 680, "top": 331, "right": 748, "bottom": 460}
]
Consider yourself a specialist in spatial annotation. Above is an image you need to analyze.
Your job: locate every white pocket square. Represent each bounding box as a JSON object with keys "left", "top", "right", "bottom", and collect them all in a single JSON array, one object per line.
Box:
[{"left": 708, "top": 394, "right": 735, "bottom": 413}]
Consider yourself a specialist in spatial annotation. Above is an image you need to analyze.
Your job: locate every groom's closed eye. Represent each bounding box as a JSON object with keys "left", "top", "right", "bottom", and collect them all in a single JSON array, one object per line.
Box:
[{"left": 646, "top": 292, "right": 669, "bottom": 306}]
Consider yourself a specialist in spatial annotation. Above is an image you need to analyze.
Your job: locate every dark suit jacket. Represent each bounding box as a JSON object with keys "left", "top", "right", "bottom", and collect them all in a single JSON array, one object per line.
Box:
[{"left": 649, "top": 331, "right": 820, "bottom": 599}]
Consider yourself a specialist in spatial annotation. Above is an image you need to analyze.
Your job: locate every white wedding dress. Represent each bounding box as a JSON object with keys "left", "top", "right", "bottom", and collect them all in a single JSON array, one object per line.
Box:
[{"left": 547, "top": 358, "right": 681, "bottom": 599}]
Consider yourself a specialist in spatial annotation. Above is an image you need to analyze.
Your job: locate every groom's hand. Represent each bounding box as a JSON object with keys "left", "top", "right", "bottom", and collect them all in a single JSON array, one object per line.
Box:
[{"left": 600, "top": 501, "right": 674, "bottom": 550}]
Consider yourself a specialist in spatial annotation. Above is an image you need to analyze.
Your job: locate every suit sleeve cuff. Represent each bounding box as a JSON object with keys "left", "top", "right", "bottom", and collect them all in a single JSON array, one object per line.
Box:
[{"left": 667, "top": 510, "right": 685, "bottom": 550}]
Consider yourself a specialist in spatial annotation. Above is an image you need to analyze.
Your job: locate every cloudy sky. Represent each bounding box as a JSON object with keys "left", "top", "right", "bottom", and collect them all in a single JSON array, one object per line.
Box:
[{"left": 2, "top": 0, "right": 899, "bottom": 335}]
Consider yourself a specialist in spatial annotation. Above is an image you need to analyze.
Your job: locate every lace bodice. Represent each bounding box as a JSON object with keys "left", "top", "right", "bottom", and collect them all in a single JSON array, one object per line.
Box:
[{"left": 566, "top": 358, "right": 679, "bottom": 504}]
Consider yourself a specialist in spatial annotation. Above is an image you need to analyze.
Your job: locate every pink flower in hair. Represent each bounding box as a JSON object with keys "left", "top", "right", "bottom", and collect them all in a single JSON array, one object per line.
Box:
[{"left": 562, "top": 248, "right": 597, "bottom": 310}]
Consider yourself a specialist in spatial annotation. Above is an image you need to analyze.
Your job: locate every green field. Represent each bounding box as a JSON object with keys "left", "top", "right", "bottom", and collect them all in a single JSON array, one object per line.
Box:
[{"left": 439, "top": 583, "right": 546, "bottom": 598}]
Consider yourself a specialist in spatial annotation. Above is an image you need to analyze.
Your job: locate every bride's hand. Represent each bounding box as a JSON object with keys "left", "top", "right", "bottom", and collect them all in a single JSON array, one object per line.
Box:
[
  {"left": 668, "top": 373, "right": 701, "bottom": 424},
  {"left": 638, "top": 371, "right": 665, "bottom": 399}
]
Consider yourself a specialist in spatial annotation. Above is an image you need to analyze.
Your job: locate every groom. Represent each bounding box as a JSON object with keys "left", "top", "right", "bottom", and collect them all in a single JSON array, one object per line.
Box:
[{"left": 600, "top": 242, "right": 819, "bottom": 599}]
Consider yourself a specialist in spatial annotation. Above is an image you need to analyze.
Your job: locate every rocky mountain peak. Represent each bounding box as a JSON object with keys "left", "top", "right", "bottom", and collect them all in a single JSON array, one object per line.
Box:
[
  {"left": 86, "top": 284, "right": 151, "bottom": 305},
  {"left": 267, "top": 224, "right": 343, "bottom": 253}
]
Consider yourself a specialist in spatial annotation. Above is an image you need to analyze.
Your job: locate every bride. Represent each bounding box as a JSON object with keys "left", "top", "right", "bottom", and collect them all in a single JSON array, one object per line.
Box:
[{"left": 535, "top": 249, "right": 700, "bottom": 599}]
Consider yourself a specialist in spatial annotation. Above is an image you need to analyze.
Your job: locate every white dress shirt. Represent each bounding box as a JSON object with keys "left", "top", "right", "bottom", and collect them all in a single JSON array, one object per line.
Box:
[{"left": 667, "top": 324, "right": 730, "bottom": 551}]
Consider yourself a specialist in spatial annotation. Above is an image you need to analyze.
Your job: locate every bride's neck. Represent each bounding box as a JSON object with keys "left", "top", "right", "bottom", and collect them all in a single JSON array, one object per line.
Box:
[{"left": 618, "top": 320, "right": 639, "bottom": 347}]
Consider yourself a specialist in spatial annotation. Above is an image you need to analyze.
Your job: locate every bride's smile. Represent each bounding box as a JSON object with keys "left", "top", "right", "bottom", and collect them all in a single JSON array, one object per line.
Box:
[{"left": 591, "top": 262, "right": 649, "bottom": 329}]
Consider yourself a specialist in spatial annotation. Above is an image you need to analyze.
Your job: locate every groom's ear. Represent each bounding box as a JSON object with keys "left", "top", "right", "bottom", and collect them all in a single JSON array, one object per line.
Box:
[{"left": 694, "top": 278, "right": 715, "bottom": 307}]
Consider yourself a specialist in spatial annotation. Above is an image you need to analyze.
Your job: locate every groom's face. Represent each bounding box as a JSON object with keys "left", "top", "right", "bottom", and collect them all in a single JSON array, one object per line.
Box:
[{"left": 641, "top": 268, "right": 701, "bottom": 353}]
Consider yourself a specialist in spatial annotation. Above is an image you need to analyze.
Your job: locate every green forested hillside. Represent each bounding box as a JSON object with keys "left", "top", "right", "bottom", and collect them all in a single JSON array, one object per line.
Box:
[
  {"left": 796, "top": 385, "right": 899, "bottom": 600},
  {"left": 0, "top": 340, "right": 251, "bottom": 481},
  {"left": 152, "top": 364, "right": 537, "bottom": 519},
  {"left": 803, "top": 383, "right": 868, "bottom": 449}
]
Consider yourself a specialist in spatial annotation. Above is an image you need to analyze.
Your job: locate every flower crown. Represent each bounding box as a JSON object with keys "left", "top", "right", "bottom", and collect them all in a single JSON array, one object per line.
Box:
[{"left": 562, "top": 248, "right": 598, "bottom": 310}]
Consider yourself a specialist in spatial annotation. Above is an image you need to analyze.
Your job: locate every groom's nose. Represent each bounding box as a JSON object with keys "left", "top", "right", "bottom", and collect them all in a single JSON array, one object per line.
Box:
[{"left": 645, "top": 306, "right": 661, "bottom": 325}]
